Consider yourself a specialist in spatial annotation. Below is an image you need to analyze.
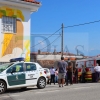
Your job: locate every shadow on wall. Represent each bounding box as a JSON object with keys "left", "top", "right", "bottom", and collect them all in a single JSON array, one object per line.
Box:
[{"left": 30, "top": 53, "right": 59, "bottom": 68}]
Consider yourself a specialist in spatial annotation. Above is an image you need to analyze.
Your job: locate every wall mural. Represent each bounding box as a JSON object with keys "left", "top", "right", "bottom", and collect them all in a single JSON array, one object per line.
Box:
[
  {"left": 0, "top": 6, "right": 24, "bottom": 21},
  {"left": 0, "top": 6, "right": 30, "bottom": 62}
]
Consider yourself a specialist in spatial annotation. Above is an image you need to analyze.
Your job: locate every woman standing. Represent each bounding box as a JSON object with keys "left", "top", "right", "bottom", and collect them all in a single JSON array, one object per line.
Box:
[{"left": 55, "top": 69, "right": 58, "bottom": 83}]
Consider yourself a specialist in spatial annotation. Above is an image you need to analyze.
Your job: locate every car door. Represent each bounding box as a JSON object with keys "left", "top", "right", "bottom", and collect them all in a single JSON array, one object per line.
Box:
[
  {"left": 6, "top": 63, "right": 25, "bottom": 86},
  {"left": 25, "top": 63, "right": 38, "bottom": 85}
]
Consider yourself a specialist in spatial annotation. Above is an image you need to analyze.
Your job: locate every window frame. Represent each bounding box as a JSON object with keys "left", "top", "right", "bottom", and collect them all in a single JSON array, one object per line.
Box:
[
  {"left": 1, "top": 16, "right": 17, "bottom": 34},
  {"left": 6, "top": 63, "right": 24, "bottom": 73},
  {"left": 25, "top": 63, "right": 37, "bottom": 71}
]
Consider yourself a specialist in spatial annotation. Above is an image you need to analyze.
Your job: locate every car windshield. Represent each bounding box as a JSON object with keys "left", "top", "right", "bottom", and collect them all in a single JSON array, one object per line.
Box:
[{"left": 0, "top": 63, "right": 13, "bottom": 73}]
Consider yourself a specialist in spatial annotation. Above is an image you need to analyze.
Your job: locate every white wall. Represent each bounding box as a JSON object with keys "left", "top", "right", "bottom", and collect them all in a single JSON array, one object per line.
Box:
[
  {"left": 37, "top": 55, "right": 84, "bottom": 60},
  {"left": 0, "top": 5, "right": 31, "bottom": 62}
]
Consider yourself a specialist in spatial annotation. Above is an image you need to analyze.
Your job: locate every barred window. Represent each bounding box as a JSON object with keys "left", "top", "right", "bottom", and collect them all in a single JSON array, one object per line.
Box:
[{"left": 2, "top": 16, "right": 16, "bottom": 33}]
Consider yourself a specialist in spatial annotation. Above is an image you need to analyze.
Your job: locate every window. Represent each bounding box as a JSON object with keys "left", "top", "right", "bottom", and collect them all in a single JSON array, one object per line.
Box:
[
  {"left": 0, "top": 63, "right": 13, "bottom": 73},
  {"left": 25, "top": 63, "right": 36, "bottom": 71},
  {"left": 2, "top": 16, "right": 16, "bottom": 33},
  {"left": 7, "top": 63, "right": 23, "bottom": 73}
]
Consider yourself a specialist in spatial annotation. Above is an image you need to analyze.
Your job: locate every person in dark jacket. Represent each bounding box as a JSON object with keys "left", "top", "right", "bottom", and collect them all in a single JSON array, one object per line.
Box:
[
  {"left": 74, "top": 64, "right": 78, "bottom": 83},
  {"left": 66, "top": 62, "right": 73, "bottom": 85},
  {"left": 81, "top": 65, "right": 86, "bottom": 83}
]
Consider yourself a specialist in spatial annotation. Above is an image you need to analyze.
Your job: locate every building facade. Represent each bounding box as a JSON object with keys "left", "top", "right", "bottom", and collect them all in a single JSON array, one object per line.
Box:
[{"left": 0, "top": 0, "right": 41, "bottom": 62}]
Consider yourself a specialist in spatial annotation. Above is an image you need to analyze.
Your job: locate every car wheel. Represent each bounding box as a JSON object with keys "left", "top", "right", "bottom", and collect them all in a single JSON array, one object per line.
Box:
[
  {"left": 0, "top": 80, "right": 6, "bottom": 94},
  {"left": 37, "top": 77, "right": 46, "bottom": 89}
]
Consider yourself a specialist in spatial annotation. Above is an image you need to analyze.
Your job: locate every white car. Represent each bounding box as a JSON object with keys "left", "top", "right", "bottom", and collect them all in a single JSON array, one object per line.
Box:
[
  {"left": 0, "top": 58, "right": 47, "bottom": 94},
  {"left": 44, "top": 68, "right": 50, "bottom": 78},
  {"left": 43, "top": 68, "right": 50, "bottom": 84}
]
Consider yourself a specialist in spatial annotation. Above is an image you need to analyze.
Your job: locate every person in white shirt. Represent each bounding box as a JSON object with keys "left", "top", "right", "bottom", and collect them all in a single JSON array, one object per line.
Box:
[
  {"left": 94, "top": 63, "right": 100, "bottom": 82},
  {"left": 50, "top": 66, "right": 55, "bottom": 85}
]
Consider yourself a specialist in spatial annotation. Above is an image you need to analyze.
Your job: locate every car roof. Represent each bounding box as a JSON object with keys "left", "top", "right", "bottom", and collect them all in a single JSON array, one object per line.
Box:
[{"left": 13, "top": 62, "right": 38, "bottom": 64}]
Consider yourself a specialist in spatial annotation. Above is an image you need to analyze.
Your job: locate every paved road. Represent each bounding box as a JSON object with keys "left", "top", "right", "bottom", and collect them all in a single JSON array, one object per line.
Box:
[{"left": 0, "top": 83, "right": 100, "bottom": 100}]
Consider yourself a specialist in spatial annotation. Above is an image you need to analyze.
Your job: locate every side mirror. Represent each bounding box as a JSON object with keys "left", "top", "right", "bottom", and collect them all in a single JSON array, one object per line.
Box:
[{"left": 11, "top": 69, "right": 16, "bottom": 74}]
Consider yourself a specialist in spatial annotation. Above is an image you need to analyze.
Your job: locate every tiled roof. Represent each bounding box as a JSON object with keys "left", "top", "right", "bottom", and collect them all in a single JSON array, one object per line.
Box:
[{"left": 21, "top": 0, "right": 40, "bottom": 4}]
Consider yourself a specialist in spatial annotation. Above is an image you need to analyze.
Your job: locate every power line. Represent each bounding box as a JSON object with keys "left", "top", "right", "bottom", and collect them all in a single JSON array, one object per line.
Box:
[
  {"left": 64, "top": 20, "right": 100, "bottom": 28},
  {"left": 40, "top": 35, "right": 61, "bottom": 51},
  {"left": 31, "top": 28, "right": 61, "bottom": 48},
  {"left": 31, "top": 34, "right": 60, "bottom": 35}
]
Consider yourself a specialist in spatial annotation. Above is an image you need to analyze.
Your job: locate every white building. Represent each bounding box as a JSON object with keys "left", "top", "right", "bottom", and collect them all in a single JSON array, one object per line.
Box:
[{"left": 0, "top": 0, "right": 41, "bottom": 62}]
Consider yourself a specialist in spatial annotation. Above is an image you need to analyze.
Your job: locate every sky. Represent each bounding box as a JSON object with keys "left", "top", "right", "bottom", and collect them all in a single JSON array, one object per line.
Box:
[{"left": 31, "top": 0, "right": 100, "bottom": 56}]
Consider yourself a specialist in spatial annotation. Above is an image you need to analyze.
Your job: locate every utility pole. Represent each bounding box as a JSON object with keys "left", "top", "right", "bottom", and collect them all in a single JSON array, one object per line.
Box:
[{"left": 61, "top": 23, "right": 64, "bottom": 57}]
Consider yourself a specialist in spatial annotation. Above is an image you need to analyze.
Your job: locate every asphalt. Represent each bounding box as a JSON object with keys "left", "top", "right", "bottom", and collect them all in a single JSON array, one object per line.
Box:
[{"left": 0, "top": 83, "right": 100, "bottom": 100}]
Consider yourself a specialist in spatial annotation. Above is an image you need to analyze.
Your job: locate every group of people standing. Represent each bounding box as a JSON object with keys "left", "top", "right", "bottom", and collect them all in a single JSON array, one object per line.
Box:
[
  {"left": 50, "top": 57, "right": 76, "bottom": 87},
  {"left": 79, "top": 63, "right": 100, "bottom": 83},
  {"left": 49, "top": 57, "right": 100, "bottom": 87},
  {"left": 57, "top": 57, "right": 77, "bottom": 87},
  {"left": 49, "top": 67, "right": 58, "bottom": 85}
]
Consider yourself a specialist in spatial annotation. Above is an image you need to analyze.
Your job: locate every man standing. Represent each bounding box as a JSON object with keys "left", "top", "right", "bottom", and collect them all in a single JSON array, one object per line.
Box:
[
  {"left": 94, "top": 63, "right": 100, "bottom": 82},
  {"left": 81, "top": 65, "right": 86, "bottom": 83},
  {"left": 57, "top": 57, "right": 68, "bottom": 87},
  {"left": 50, "top": 66, "right": 55, "bottom": 85},
  {"left": 66, "top": 62, "right": 73, "bottom": 85},
  {"left": 74, "top": 64, "right": 78, "bottom": 83},
  {"left": 90, "top": 65, "right": 95, "bottom": 82}
]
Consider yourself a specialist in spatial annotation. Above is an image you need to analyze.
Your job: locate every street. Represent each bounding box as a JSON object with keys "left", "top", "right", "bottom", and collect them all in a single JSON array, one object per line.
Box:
[{"left": 0, "top": 83, "right": 100, "bottom": 100}]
